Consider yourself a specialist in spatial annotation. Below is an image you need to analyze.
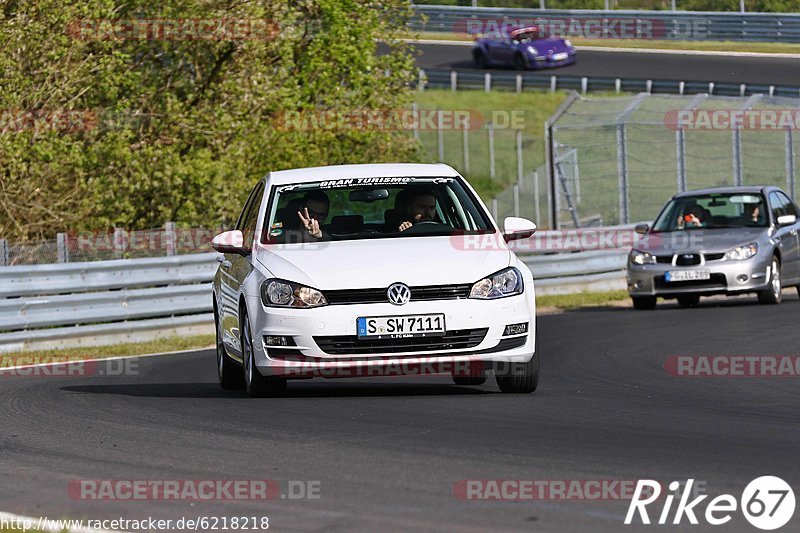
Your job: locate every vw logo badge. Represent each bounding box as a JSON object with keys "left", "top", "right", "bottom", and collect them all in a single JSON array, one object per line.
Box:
[{"left": 387, "top": 283, "right": 411, "bottom": 305}]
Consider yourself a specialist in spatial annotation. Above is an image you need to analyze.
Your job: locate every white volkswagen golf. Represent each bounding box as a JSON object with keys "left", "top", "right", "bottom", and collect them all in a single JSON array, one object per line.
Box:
[{"left": 211, "top": 163, "right": 538, "bottom": 397}]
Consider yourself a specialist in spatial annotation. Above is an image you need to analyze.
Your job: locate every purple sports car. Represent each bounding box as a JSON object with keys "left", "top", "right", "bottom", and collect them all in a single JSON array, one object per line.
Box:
[{"left": 472, "top": 27, "right": 576, "bottom": 70}]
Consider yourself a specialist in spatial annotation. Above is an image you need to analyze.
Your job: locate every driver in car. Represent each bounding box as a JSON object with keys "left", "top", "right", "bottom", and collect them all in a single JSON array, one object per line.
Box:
[{"left": 398, "top": 189, "right": 437, "bottom": 232}]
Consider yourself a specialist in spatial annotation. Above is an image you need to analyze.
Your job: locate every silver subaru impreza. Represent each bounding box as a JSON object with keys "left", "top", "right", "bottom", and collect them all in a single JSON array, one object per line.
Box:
[{"left": 627, "top": 186, "right": 800, "bottom": 309}]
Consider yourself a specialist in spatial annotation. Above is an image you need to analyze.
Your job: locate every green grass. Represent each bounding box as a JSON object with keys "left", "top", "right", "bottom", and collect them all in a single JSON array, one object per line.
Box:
[
  {"left": 537, "top": 289, "right": 630, "bottom": 310},
  {"left": 1, "top": 334, "right": 215, "bottom": 365},
  {"left": 414, "top": 32, "right": 800, "bottom": 54}
]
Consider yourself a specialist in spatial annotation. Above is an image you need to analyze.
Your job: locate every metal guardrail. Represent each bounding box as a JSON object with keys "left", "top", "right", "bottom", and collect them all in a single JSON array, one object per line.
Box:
[
  {"left": 413, "top": 5, "right": 800, "bottom": 43},
  {"left": 420, "top": 68, "right": 800, "bottom": 98},
  {"left": 0, "top": 242, "right": 631, "bottom": 352}
]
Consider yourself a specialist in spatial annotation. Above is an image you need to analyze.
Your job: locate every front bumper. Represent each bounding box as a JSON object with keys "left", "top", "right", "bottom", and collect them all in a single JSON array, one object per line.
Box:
[
  {"left": 627, "top": 255, "right": 772, "bottom": 297},
  {"left": 246, "top": 295, "right": 535, "bottom": 378}
]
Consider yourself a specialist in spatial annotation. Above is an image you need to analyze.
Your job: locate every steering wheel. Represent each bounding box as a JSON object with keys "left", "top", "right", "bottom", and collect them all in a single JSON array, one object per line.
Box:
[{"left": 401, "top": 221, "right": 449, "bottom": 235}]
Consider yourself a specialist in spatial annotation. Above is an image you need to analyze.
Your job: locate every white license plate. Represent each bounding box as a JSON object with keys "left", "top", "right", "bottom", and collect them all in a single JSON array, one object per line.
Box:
[
  {"left": 357, "top": 314, "right": 445, "bottom": 339},
  {"left": 665, "top": 270, "right": 711, "bottom": 282},
  {"left": 552, "top": 53, "right": 569, "bottom": 61}
]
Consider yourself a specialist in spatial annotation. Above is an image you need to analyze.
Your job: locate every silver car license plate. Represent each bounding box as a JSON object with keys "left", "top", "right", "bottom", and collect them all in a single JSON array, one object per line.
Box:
[
  {"left": 665, "top": 270, "right": 711, "bottom": 282},
  {"left": 357, "top": 314, "right": 445, "bottom": 339}
]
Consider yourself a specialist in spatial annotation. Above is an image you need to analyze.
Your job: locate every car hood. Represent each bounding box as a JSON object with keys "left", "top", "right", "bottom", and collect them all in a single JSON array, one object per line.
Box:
[
  {"left": 638, "top": 228, "right": 767, "bottom": 254},
  {"left": 530, "top": 39, "right": 570, "bottom": 53},
  {"left": 255, "top": 236, "right": 512, "bottom": 290}
]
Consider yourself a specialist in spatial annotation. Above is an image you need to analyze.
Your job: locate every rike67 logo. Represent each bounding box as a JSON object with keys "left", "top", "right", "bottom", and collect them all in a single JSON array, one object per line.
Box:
[{"left": 625, "top": 477, "right": 795, "bottom": 530}]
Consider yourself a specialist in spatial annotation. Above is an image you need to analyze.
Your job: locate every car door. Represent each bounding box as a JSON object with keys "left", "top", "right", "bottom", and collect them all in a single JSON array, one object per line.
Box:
[
  {"left": 767, "top": 191, "right": 799, "bottom": 282},
  {"left": 220, "top": 181, "right": 264, "bottom": 360},
  {"left": 774, "top": 191, "right": 800, "bottom": 282},
  {"left": 486, "top": 38, "right": 514, "bottom": 65}
]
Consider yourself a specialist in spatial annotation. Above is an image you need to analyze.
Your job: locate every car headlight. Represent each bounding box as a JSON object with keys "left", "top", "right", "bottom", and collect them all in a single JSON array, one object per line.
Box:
[
  {"left": 528, "top": 46, "right": 538, "bottom": 55},
  {"left": 564, "top": 39, "right": 573, "bottom": 48},
  {"left": 725, "top": 243, "right": 758, "bottom": 261},
  {"left": 469, "top": 267, "right": 523, "bottom": 299},
  {"left": 261, "top": 279, "right": 327, "bottom": 308},
  {"left": 630, "top": 249, "right": 656, "bottom": 265}
]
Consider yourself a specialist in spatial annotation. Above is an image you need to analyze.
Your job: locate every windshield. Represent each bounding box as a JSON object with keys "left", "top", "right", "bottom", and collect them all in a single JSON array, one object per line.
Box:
[
  {"left": 260, "top": 176, "right": 494, "bottom": 244},
  {"left": 652, "top": 193, "right": 768, "bottom": 231}
]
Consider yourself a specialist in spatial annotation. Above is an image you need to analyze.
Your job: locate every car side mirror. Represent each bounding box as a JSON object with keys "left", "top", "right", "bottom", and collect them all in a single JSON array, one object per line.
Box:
[
  {"left": 503, "top": 217, "right": 536, "bottom": 242},
  {"left": 212, "top": 230, "right": 248, "bottom": 254},
  {"left": 777, "top": 214, "right": 797, "bottom": 226},
  {"left": 635, "top": 223, "right": 650, "bottom": 235}
]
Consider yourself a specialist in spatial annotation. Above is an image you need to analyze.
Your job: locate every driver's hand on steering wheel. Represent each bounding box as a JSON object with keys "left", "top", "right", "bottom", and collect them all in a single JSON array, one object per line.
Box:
[{"left": 398, "top": 221, "right": 412, "bottom": 232}]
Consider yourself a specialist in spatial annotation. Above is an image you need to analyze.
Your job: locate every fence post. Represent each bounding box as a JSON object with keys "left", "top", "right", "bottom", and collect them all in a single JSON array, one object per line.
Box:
[
  {"left": 488, "top": 122, "right": 496, "bottom": 179},
  {"left": 113, "top": 227, "right": 125, "bottom": 259},
  {"left": 516, "top": 130, "right": 524, "bottom": 186},
  {"left": 516, "top": 74, "right": 522, "bottom": 93},
  {"left": 437, "top": 111, "right": 444, "bottom": 162},
  {"left": 462, "top": 125, "right": 470, "bottom": 175},
  {"left": 676, "top": 126, "right": 687, "bottom": 193},
  {"left": 616, "top": 123, "right": 630, "bottom": 225},
  {"left": 550, "top": 75, "right": 557, "bottom": 93},
  {"left": 732, "top": 128, "right": 743, "bottom": 186},
  {"left": 57, "top": 232, "right": 69, "bottom": 263},
  {"left": 513, "top": 183, "right": 520, "bottom": 218},
  {"left": 492, "top": 198, "right": 498, "bottom": 221},
  {"left": 786, "top": 128, "right": 795, "bottom": 200},
  {"left": 411, "top": 103, "right": 419, "bottom": 142},
  {"left": 450, "top": 70, "right": 457, "bottom": 92},
  {"left": 418, "top": 69, "right": 426, "bottom": 91},
  {"left": 165, "top": 221, "right": 177, "bottom": 256},
  {"left": 0, "top": 239, "right": 8, "bottom": 266},
  {"left": 533, "top": 170, "right": 541, "bottom": 226},
  {"left": 484, "top": 72, "right": 491, "bottom": 93}
]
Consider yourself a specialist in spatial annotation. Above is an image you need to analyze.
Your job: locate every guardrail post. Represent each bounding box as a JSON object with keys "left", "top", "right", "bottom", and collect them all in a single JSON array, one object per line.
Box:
[
  {"left": 165, "top": 221, "right": 177, "bottom": 256},
  {"left": 488, "top": 122, "right": 495, "bottom": 179},
  {"left": 676, "top": 126, "right": 687, "bottom": 193},
  {"left": 513, "top": 183, "right": 520, "bottom": 218},
  {"left": 492, "top": 198, "right": 498, "bottom": 221},
  {"left": 450, "top": 70, "right": 457, "bottom": 92},
  {"left": 581, "top": 77, "right": 588, "bottom": 95},
  {"left": 740, "top": 84, "right": 747, "bottom": 97},
  {"left": 484, "top": 73, "right": 491, "bottom": 93},
  {"left": 57, "top": 233, "right": 69, "bottom": 263},
  {"left": 539, "top": 0, "right": 545, "bottom": 9},
  {"left": 769, "top": 85, "right": 775, "bottom": 97},
  {"left": 786, "top": 128, "right": 795, "bottom": 200},
  {"left": 646, "top": 80, "right": 653, "bottom": 94},
  {"left": 550, "top": 75, "right": 557, "bottom": 93},
  {"left": 418, "top": 69, "right": 426, "bottom": 91},
  {"left": 462, "top": 124, "right": 470, "bottom": 175},
  {"left": 0, "top": 239, "right": 8, "bottom": 266},
  {"left": 615, "top": 78, "right": 621, "bottom": 95},
  {"left": 533, "top": 170, "right": 541, "bottom": 226},
  {"left": 708, "top": 82, "right": 715, "bottom": 95},
  {"left": 679, "top": 81, "right": 685, "bottom": 95},
  {"left": 516, "top": 74, "right": 522, "bottom": 93}
]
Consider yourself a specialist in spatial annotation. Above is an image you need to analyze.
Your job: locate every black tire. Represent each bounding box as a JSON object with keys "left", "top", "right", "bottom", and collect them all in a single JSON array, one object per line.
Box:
[
  {"left": 473, "top": 50, "right": 488, "bottom": 69},
  {"left": 215, "top": 306, "right": 244, "bottom": 390},
  {"left": 677, "top": 294, "right": 700, "bottom": 308},
  {"left": 513, "top": 53, "right": 527, "bottom": 70},
  {"left": 241, "top": 308, "right": 286, "bottom": 398},
  {"left": 632, "top": 295, "right": 657, "bottom": 310},
  {"left": 495, "top": 351, "right": 539, "bottom": 394},
  {"left": 758, "top": 256, "right": 782, "bottom": 305}
]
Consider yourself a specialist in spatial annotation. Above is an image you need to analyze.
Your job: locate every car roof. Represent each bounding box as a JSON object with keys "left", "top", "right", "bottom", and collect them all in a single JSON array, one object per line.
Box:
[
  {"left": 266, "top": 163, "right": 461, "bottom": 186},
  {"left": 673, "top": 185, "right": 780, "bottom": 198}
]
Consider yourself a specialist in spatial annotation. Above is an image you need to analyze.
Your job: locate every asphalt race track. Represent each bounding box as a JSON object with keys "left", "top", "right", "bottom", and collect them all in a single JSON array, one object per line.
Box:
[
  {"left": 415, "top": 42, "right": 800, "bottom": 87},
  {"left": 1, "top": 295, "right": 799, "bottom": 531}
]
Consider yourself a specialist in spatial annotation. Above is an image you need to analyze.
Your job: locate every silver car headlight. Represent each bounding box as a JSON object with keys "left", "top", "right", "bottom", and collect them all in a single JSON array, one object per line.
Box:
[
  {"left": 528, "top": 46, "right": 538, "bottom": 55},
  {"left": 725, "top": 243, "right": 758, "bottom": 261},
  {"left": 261, "top": 279, "right": 327, "bottom": 308},
  {"left": 469, "top": 267, "right": 523, "bottom": 299},
  {"left": 630, "top": 249, "right": 656, "bottom": 265}
]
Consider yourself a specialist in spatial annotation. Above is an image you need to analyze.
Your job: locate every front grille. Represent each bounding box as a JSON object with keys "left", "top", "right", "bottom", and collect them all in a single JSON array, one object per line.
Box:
[
  {"left": 656, "top": 256, "right": 673, "bottom": 264},
  {"left": 705, "top": 253, "right": 725, "bottom": 261},
  {"left": 675, "top": 253, "right": 702, "bottom": 266},
  {"left": 314, "top": 328, "right": 488, "bottom": 355},
  {"left": 323, "top": 284, "right": 472, "bottom": 305},
  {"left": 654, "top": 273, "right": 726, "bottom": 290}
]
